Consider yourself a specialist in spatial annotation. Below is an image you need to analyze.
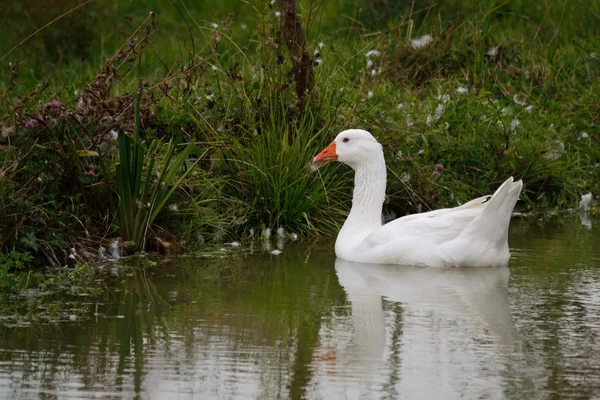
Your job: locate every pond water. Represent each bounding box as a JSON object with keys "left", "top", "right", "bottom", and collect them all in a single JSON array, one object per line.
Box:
[{"left": 1, "top": 217, "right": 599, "bottom": 399}]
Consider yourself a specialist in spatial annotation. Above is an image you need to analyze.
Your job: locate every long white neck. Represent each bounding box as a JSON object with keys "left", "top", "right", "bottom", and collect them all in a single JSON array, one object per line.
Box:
[{"left": 336, "top": 154, "right": 387, "bottom": 253}]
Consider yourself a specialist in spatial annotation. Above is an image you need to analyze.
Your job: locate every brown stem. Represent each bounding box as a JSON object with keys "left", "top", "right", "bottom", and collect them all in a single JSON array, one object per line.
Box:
[{"left": 277, "top": 0, "right": 314, "bottom": 106}]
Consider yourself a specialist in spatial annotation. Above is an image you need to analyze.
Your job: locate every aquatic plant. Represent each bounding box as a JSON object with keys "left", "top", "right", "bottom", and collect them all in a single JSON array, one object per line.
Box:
[{"left": 110, "top": 92, "right": 201, "bottom": 251}]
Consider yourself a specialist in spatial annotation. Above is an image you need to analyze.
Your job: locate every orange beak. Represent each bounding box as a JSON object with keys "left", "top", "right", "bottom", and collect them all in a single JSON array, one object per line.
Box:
[{"left": 313, "top": 142, "right": 338, "bottom": 163}]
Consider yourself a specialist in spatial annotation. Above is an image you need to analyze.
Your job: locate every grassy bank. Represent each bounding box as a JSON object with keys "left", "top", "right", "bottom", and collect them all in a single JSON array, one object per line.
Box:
[{"left": 0, "top": 0, "right": 598, "bottom": 275}]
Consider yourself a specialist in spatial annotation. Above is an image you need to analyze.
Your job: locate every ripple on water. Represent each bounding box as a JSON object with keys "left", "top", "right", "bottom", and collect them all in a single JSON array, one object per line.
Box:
[{"left": 1, "top": 219, "right": 600, "bottom": 399}]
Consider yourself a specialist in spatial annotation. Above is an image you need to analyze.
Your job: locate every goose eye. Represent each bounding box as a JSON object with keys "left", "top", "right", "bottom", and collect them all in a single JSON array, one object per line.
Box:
[{"left": 342, "top": 138, "right": 350, "bottom": 143}]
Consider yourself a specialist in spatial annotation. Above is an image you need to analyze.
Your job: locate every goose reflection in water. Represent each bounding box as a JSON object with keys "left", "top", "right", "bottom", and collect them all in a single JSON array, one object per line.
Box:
[{"left": 309, "top": 259, "right": 522, "bottom": 400}]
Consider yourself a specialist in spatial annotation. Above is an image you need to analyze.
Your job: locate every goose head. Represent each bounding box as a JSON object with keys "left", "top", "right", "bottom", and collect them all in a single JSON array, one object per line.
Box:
[{"left": 313, "top": 129, "right": 383, "bottom": 170}]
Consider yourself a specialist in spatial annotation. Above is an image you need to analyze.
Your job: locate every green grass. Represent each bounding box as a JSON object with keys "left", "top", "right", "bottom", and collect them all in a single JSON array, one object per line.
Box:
[
  {"left": 107, "top": 92, "right": 202, "bottom": 251},
  {"left": 0, "top": 0, "right": 598, "bottom": 264}
]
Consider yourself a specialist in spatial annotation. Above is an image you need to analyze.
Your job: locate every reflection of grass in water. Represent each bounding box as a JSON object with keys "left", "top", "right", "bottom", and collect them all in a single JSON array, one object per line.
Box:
[
  {"left": 0, "top": 250, "right": 347, "bottom": 396},
  {"left": 0, "top": 222, "right": 600, "bottom": 396},
  {"left": 506, "top": 218, "right": 600, "bottom": 398},
  {"left": 101, "top": 250, "right": 348, "bottom": 397}
]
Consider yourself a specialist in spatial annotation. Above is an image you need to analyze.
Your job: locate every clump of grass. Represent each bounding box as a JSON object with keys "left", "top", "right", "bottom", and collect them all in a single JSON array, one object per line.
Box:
[
  {"left": 105, "top": 91, "right": 201, "bottom": 251},
  {"left": 214, "top": 113, "right": 350, "bottom": 237},
  {"left": 170, "top": 2, "right": 367, "bottom": 238}
]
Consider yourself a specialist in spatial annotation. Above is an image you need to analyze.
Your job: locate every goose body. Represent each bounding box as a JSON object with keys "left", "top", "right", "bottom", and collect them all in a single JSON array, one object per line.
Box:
[{"left": 313, "top": 129, "right": 523, "bottom": 267}]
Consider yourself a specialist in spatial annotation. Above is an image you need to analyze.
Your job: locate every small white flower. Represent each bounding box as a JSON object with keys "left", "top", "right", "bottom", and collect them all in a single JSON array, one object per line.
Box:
[
  {"left": 241, "top": 23, "right": 248, "bottom": 30},
  {"left": 270, "top": 0, "right": 275, "bottom": 4},
  {"left": 339, "top": 87, "right": 344, "bottom": 92},
  {"left": 210, "top": 22, "right": 219, "bottom": 29},
  {"left": 367, "top": 90, "right": 374, "bottom": 99},
  {"left": 68, "top": 254, "right": 76, "bottom": 260},
  {"left": 271, "top": 249, "right": 282, "bottom": 255},
  {"left": 371, "top": 68, "right": 379, "bottom": 76},
  {"left": 410, "top": 34, "right": 433, "bottom": 49},
  {"left": 168, "top": 204, "right": 179, "bottom": 212},
  {"left": 211, "top": 64, "right": 218, "bottom": 71},
  {"left": 274, "top": 11, "right": 281, "bottom": 18},
  {"left": 443, "top": 122, "right": 450, "bottom": 130},
  {"left": 110, "top": 129, "right": 119, "bottom": 140},
  {"left": 315, "top": 58, "right": 323, "bottom": 66},
  {"left": 397, "top": 103, "right": 405, "bottom": 110},
  {"left": 456, "top": 87, "right": 468, "bottom": 94},
  {"left": 69, "top": 315, "right": 77, "bottom": 321},
  {"left": 314, "top": 48, "right": 320, "bottom": 56},
  {"left": 366, "top": 59, "right": 373, "bottom": 69},
  {"left": 290, "top": 233, "right": 298, "bottom": 240},
  {"left": 417, "top": 149, "right": 424, "bottom": 155},
  {"left": 253, "top": 128, "right": 258, "bottom": 136},
  {"left": 228, "top": 241, "right": 241, "bottom": 247},
  {"left": 400, "top": 172, "right": 411, "bottom": 182},
  {"left": 365, "top": 49, "right": 380, "bottom": 58},
  {"left": 206, "top": 93, "right": 215, "bottom": 101},
  {"left": 318, "top": 42, "right": 325, "bottom": 49},
  {"left": 581, "top": 131, "right": 589, "bottom": 139},
  {"left": 524, "top": 105, "right": 533, "bottom": 112},
  {"left": 511, "top": 119, "right": 520, "bottom": 131}
]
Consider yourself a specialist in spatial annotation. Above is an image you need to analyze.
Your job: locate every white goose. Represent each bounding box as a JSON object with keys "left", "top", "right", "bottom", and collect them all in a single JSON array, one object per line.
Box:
[{"left": 313, "top": 129, "right": 523, "bottom": 267}]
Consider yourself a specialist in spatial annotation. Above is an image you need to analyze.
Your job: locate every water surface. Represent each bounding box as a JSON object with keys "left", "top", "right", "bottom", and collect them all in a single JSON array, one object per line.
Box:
[{"left": 1, "top": 218, "right": 599, "bottom": 399}]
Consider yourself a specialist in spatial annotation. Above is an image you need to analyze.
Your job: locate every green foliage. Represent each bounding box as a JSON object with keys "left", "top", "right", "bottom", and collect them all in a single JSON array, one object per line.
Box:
[
  {"left": 0, "top": 0, "right": 598, "bottom": 264},
  {"left": 40, "top": 262, "right": 103, "bottom": 297},
  {"left": 109, "top": 93, "right": 201, "bottom": 250},
  {"left": 216, "top": 114, "right": 350, "bottom": 237},
  {"left": 0, "top": 251, "right": 38, "bottom": 294},
  {"left": 0, "top": 126, "right": 97, "bottom": 262}
]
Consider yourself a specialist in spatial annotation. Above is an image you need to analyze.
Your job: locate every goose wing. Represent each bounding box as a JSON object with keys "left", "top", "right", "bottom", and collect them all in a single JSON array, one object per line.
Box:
[{"left": 359, "top": 196, "right": 491, "bottom": 248}]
